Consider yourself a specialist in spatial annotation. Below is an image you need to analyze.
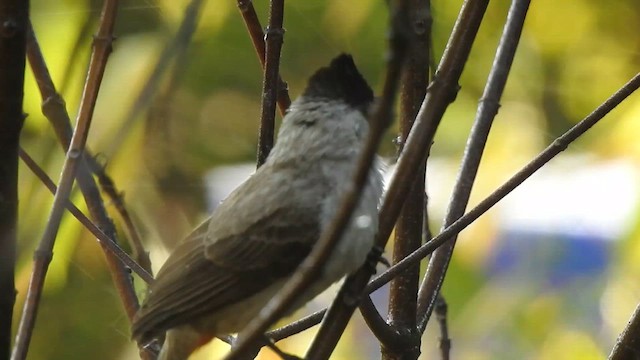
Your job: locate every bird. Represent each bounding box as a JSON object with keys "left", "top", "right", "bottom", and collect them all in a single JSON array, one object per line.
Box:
[{"left": 131, "top": 53, "right": 384, "bottom": 360}]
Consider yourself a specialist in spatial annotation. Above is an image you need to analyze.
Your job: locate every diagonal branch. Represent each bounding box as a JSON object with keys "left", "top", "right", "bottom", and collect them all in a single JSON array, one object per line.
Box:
[
  {"left": 365, "top": 72, "right": 640, "bottom": 297},
  {"left": 256, "top": 0, "right": 285, "bottom": 166},
  {"left": 12, "top": 1, "right": 122, "bottom": 359},
  {"left": 18, "top": 148, "right": 153, "bottom": 284},
  {"left": 416, "top": 0, "right": 531, "bottom": 332},
  {"left": 27, "top": 21, "right": 153, "bottom": 278}
]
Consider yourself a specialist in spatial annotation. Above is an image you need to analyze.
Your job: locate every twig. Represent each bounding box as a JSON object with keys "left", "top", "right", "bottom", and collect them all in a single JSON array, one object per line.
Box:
[
  {"left": 415, "top": 0, "right": 531, "bottom": 332},
  {"left": 365, "top": 72, "right": 640, "bottom": 296},
  {"left": 609, "top": 302, "right": 640, "bottom": 359},
  {"left": 26, "top": 21, "right": 150, "bottom": 359},
  {"left": 18, "top": 148, "right": 153, "bottom": 284},
  {"left": 227, "top": 5, "right": 407, "bottom": 357},
  {"left": 434, "top": 294, "right": 450, "bottom": 360},
  {"left": 382, "top": 0, "right": 431, "bottom": 358},
  {"left": 105, "top": 0, "right": 204, "bottom": 158},
  {"left": 12, "top": 2, "right": 121, "bottom": 359},
  {"left": 303, "top": 1, "right": 488, "bottom": 358},
  {"left": 265, "top": 309, "right": 325, "bottom": 341},
  {"left": 237, "top": 0, "right": 291, "bottom": 114},
  {"left": 0, "top": 0, "right": 28, "bottom": 357},
  {"left": 256, "top": 0, "right": 285, "bottom": 167},
  {"left": 90, "top": 160, "right": 153, "bottom": 275},
  {"left": 27, "top": 22, "right": 153, "bottom": 279}
]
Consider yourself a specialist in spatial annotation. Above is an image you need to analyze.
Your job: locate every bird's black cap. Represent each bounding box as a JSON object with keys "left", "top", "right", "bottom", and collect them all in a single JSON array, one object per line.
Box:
[{"left": 302, "top": 54, "right": 374, "bottom": 109}]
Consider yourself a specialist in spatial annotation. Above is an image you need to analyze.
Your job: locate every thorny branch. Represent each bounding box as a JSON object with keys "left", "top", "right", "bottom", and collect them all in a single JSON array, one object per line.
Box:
[{"left": 12, "top": 2, "right": 124, "bottom": 359}]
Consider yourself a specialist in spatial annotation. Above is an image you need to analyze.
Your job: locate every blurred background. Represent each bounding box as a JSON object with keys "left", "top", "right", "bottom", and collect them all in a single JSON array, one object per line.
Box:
[{"left": 15, "top": 0, "right": 640, "bottom": 359}]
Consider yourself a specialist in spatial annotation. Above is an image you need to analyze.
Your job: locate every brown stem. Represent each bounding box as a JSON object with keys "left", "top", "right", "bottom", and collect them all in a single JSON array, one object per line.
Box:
[
  {"left": 0, "top": 0, "right": 28, "bottom": 357},
  {"left": 27, "top": 16, "right": 149, "bottom": 318},
  {"left": 256, "top": 0, "right": 285, "bottom": 167},
  {"left": 415, "top": 0, "right": 531, "bottom": 332},
  {"left": 383, "top": 0, "right": 431, "bottom": 358},
  {"left": 237, "top": 0, "right": 291, "bottom": 115},
  {"left": 12, "top": 2, "right": 122, "bottom": 359}
]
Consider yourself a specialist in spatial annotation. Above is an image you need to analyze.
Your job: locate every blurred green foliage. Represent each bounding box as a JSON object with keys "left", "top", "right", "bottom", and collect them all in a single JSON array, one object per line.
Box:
[{"left": 14, "top": 0, "right": 640, "bottom": 359}]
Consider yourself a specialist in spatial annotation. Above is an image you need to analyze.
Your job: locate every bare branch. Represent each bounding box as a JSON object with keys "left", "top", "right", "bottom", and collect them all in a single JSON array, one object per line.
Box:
[
  {"left": 416, "top": 0, "right": 531, "bottom": 331},
  {"left": 383, "top": 0, "right": 431, "bottom": 358},
  {"left": 18, "top": 148, "right": 153, "bottom": 284},
  {"left": 365, "top": 72, "right": 640, "bottom": 297},
  {"left": 434, "top": 294, "right": 451, "bottom": 360},
  {"left": 256, "top": 0, "right": 285, "bottom": 166},
  {"left": 12, "top": 2, "right": 122, "bottom": 358},
  {"left": 237, "top": 0, "right": 291, "bottom": 114},
  {"left": 0, "top": 0, "right": 28, "bottom": 357},
  {"left": 266, "top": 310, "right": 325, "bottom": 342},
  {"left": 27, "top": 22, "right": 153, "bottom": 279}
]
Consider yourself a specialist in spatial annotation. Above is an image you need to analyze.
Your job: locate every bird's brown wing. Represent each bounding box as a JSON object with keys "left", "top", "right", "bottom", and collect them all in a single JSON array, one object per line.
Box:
[{"left": 131, "top": 204, "right": 320, "bottom": 344}]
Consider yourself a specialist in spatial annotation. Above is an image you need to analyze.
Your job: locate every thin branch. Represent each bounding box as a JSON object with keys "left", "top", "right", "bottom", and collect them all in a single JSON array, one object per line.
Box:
[
  {"left": 90, "top": 161, "right": 153, "bottom": 275},
  {"left": 265, "top": 309, "right": 325, "bottom": 342},
  {"left": 434, "top": 294, "right": 450, "bottom": 360},
  {"left": 364, "top": 72, "right": 640, "bottom": 297},
  {"left": 227, "top": 6, "right": 407, "bottom": 358},
  {"left": 12, "top": 2, "right": 121, "bottom": 359},
  {"left": 416, "top": 0, "right": 531, "bottom": 332},
  {"left": 27, "top": 22, "right": 153, "bottom": 278},
  {"left": 383, "top": 0, "right": 431, "bottom": 358},
  {"left": 304, "top": 1, "right": 488, "bottom": 358},
  {"left": 27, "top": 23, "right": 151, "bottom": 360},
  {"left": 237, "top": 0, "right": 291, "bottom": 114},
  {"left": 0, "top": 0, "right": 28, "bottom": 357},
  {"left": 609, "top": 302, "right": 640, "bottom": 359},
  {"left": 18, "top": 148, "right": 153, "bottom": 284},
  {"left": 105, "top": 0, "right": 204, "bottom": 158},
  {"left": 256, "top": 0, "right": 285, "bottom": 166}
]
